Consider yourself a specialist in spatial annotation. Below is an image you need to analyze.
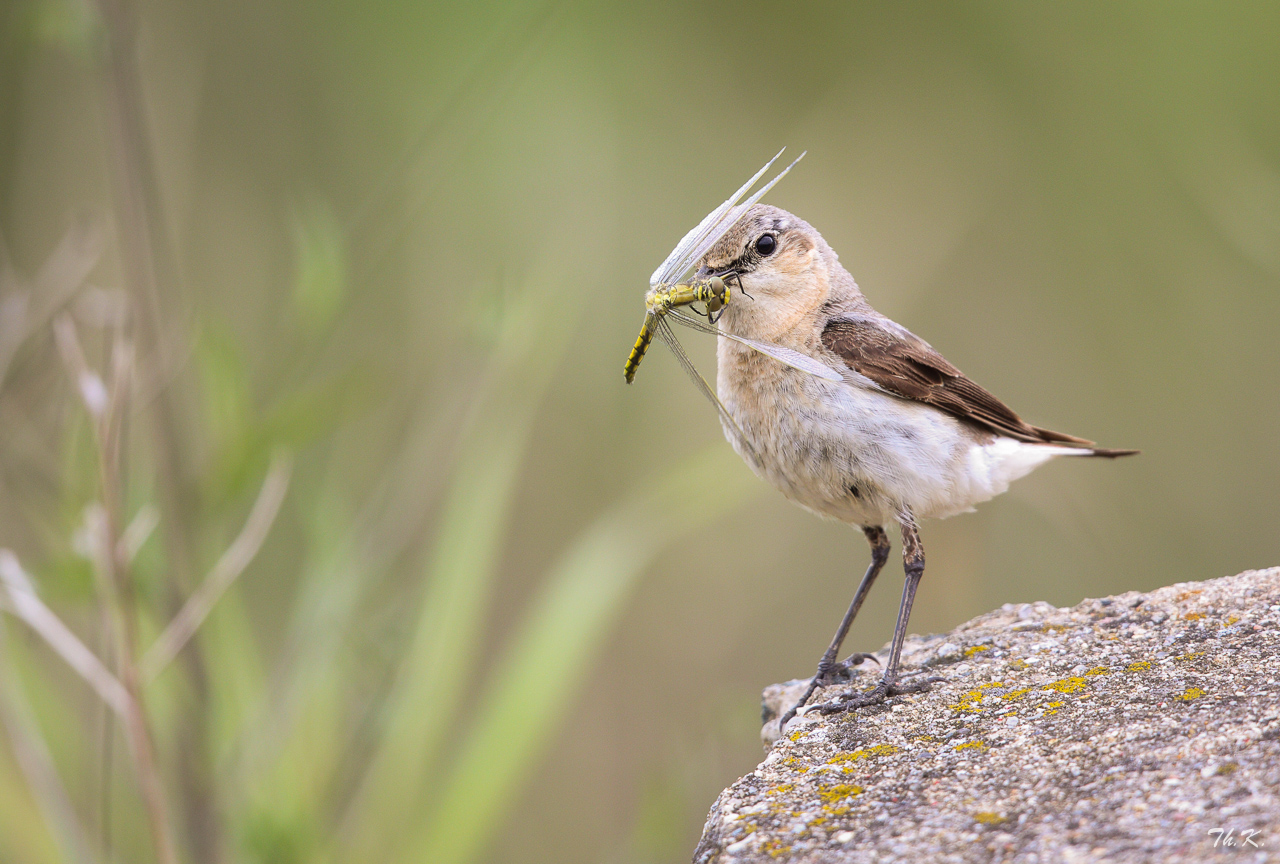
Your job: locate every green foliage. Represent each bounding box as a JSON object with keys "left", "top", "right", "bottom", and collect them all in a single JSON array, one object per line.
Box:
[
  {"left": 290, "top": 200, "right": 348, "bottom": 335},
  {"left": 27, "top": 0, "right": 100, "bottom": 58},
  {"left": 405, "top": 446, "right": 759, "bottom": 864},
  {"left": 198, "top": 324, "right": 252, "bottom": 456}
]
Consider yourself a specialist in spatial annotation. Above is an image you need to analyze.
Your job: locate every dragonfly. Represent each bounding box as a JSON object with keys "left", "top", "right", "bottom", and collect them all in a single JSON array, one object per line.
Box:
[{"left": 622, "top": 149, "right": 844, "bottom": 451}]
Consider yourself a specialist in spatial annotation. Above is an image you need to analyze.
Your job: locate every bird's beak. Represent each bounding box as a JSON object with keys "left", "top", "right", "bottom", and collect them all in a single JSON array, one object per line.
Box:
[{"left": 697, "top": 265, "right": 739, "bottom": 282}]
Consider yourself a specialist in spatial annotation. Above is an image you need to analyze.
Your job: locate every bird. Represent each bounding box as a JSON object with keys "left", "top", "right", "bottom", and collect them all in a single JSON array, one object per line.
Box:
[{"left": 685, "top": 202, "right": 1138, "bottom": 731}]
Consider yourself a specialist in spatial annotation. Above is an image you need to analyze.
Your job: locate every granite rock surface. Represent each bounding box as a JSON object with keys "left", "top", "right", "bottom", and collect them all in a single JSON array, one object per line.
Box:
[{"left": 693, "top": 568, "right": 1280, "bottom": 864}]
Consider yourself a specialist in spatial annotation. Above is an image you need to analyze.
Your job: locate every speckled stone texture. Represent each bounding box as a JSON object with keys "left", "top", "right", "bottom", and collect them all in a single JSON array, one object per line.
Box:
[{"left": 693, "top": 568, "right": 1280, "bottom": 864}]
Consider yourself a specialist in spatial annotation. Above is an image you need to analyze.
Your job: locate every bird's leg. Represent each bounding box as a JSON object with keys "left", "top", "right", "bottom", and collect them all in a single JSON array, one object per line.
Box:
[
  {"left": 778, "top": 526, "right": 889, "bottom": 732},
  {"left": 881, "top": 510, "right": 932, "bottom": 691},
  {"left": 814, "top": 507, "right": 940, "bottom": 715}
]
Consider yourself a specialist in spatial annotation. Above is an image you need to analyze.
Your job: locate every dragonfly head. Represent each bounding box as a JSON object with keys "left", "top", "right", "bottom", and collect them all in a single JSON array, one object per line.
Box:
[
  {"left": 704, "top": 273, "right": 731, "bottom": 314},
  {"left": 698, "top": 265, "right": 748, "bottom": 305}
]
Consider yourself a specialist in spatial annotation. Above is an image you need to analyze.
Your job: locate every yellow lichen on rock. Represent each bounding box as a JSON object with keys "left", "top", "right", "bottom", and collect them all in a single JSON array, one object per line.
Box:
[
  {"left": 948, "top": 690, "right": 985, "bottom": 712},
  {"left": 825, "top": 744, "right": 899, "bottom": 765},
  {"left": 817, "top": 783, "right": 863, "bottom": 804},
  {"left": 1044, "top": 676, "right": 1088, "bottom": 693}
]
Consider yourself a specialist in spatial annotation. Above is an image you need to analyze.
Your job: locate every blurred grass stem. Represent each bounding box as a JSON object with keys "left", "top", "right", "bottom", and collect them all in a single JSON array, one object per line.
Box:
[
  {"left": 0, "top": 552, "right": 130, "bottom": 717},
  {"left": 90, "top": 0, "right": 223, "bottom": 852},
  {"left": 405, "top": 445, "right": 761, "bottom": 864},
  {"left": 0, "top": 619, "right": 99, "bottom": 864},
  {"left": 55, "top": 314, "right": 179, "bottom": 864},
  {"left": 142, "top": 451, "right": 293, "bottom": 681},
  {"left": 0, "top": 221, "right": 103, "bottom": 390},
  {"left": 339, "top": 277, "right": 577, "bottom": 859}
]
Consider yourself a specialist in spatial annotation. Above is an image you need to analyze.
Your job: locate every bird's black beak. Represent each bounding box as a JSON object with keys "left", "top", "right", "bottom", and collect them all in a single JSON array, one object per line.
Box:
[{"left": 696, "top": 264, "right": 737, "bottom": 280}]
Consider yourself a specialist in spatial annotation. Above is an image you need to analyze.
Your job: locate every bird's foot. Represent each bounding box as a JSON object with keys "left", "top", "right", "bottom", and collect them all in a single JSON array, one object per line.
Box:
[
  {"left": 812, "top": 673, "right": 942, "bottom": 716},
  {"left": 778, "top": 653, "right": 882, "bottom": 732}
]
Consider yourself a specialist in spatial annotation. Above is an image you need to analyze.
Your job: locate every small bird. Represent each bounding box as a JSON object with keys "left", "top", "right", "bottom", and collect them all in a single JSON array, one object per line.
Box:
[{"left": 636, "top": 161, "right": 1136, "bottom": 731}]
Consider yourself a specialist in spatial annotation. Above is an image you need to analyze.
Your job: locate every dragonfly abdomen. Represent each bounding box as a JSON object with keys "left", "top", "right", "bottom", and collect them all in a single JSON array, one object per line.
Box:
[{"left": 624, "top": 310, "right": 658, "bottom": 383}]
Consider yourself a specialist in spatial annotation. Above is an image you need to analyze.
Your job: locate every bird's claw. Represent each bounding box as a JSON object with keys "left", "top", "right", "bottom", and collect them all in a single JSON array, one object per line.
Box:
[
  {"left": 836, "top": 652, "right": 880, "bottom": 673},
  {"left": 813, "top": 674, "right": 942, "bottom": 715},
  {"left": 816, "top": 652, "right": 880, "bottom": 686}
]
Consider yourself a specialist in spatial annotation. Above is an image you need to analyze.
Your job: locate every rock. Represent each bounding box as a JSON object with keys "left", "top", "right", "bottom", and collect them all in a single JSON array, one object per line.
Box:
[{"left": 693, "top": 568, "right": 1280, "bottom": 863}]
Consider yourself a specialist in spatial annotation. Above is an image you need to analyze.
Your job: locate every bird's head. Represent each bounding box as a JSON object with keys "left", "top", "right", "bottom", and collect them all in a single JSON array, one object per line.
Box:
[{"left": 697, "top": 204, "right": 839, "bottom": 340}]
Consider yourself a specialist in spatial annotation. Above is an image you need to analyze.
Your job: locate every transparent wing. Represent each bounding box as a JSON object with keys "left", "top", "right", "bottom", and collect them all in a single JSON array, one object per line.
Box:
[
  {"left": 673, "top": 152, "right": 805, "bottom": 283},
  {"left": 650, "top": 149, "right": 805, "bottom": 288},
  {"left": 654, "top": 316, "right": 760, "bottom": 465},
  {"left": 649, "top": 152, "right": 780, "bottom": 288},
  {"left": 666, "top": 309, "right": 844, "bottom": 383}
]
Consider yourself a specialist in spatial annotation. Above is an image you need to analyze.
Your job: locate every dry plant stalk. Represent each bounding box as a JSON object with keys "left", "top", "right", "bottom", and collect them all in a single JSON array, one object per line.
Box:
[
  {"left": 0, "top": 313, "right": 295, "bottom": 863},
  {"left": 142, "top": 450, "right": 293, "bottom": 681},
  {"left": 52, "top": 313, "right": 179, "bottom": 864},
  {"left": 0, "top": 552, "right": 130, "bottom": 717}
]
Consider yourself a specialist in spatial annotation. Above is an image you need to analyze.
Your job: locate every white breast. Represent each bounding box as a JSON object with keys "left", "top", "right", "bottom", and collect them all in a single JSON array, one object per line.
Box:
[{"left": 716, "top": 342, "right": 1079, "bottom": 526}]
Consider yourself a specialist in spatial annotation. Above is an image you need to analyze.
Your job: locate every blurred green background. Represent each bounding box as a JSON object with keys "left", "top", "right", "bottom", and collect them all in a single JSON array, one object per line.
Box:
[{"left": 1, "top": 1, "right": 1278, "bottom": 862}]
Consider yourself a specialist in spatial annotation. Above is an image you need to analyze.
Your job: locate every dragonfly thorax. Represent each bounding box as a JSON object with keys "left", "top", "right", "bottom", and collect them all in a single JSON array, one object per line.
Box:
[{"left": 644, "top": 276, "right": 730, "bottom": 316}]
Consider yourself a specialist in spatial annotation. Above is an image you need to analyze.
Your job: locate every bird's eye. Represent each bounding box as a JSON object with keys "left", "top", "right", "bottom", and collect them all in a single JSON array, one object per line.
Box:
[{"left": 755, "top": 234, "right": 777, "bottom": 256}]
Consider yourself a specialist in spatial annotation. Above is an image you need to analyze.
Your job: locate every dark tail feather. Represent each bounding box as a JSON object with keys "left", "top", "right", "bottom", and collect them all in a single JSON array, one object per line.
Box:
[
  {"left": 1029, "top": 425, "right": 1096, "bottom": 447},
  {"left": 1028, "top": 424, "right": 1138, "bottom": 457}
]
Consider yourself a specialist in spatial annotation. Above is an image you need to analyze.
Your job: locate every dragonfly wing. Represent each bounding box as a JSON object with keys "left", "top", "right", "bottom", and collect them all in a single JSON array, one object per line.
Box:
[
  {"left": 667, "top": 309, "right": 843, "bottom": 383},
  {"left": 654, "top": 316, "right": 760, "bottom": 465},
  {"left": 649, "top": 149, "right": 781, "bottom": 288},
  {"left": 678, "top": 152, "right": 805, "bottom": 276},
  {"left": 650, "top": 149, "right": 803, "bottom": 288},
  {"left": 730, "top": 334, "right": 843, "bottom": 382}
]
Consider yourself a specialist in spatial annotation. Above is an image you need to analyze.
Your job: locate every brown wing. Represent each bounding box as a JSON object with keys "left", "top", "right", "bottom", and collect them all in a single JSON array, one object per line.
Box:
[{"left": 821, "top": 316, "right": 1101, "bottom": 447}]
